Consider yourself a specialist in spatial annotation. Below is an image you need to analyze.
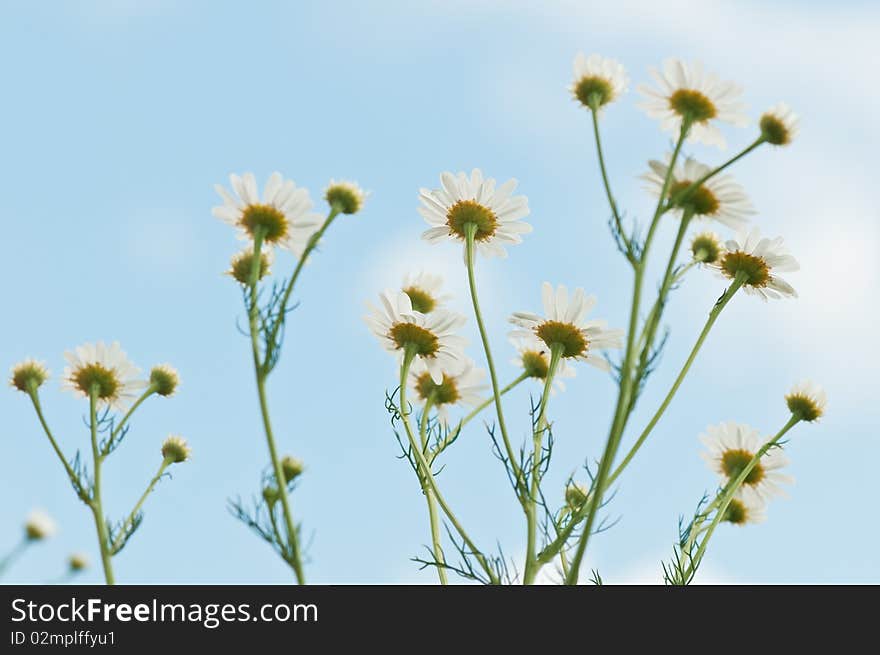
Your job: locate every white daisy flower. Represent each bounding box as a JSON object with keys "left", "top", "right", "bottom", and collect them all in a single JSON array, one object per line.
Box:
[
  {"left": 62, "top": 341, "right": 147, "bottom": 413},
  {"left": 408, "top": 358, "right": 487, "bottom": 427},
  {"left": 509, "top": 334, "right": 576, "bottom": 392},
  {"left": 25, "top": 509, "right": 57, "bottom": 541},
  {"left": 700, "top": 421, "right": 793, "bottom": 504},
  {"left": 325, "top": 179, "right": 368, "bottom": 215},
  {"left": 212, "top": 172, "right": 322, "bottom": 257},
  {"left": 760, "top": 102, "right": 799, "bottom": 146},
  {"left": 364, "top": 290, "right": 468, "bottom": 383},
  {"left": 509, "top": 283, "right": 623, "bottom": 371},
  {"left": 638, "top": 59, "right": 748, "bottom": 148},
  {"left": 10, "top": 359, "right": 49, "bottom": 393},
  {"left": 722, "top": 492, "right": 767, "bottom": 526},
  {"left": 401, "top": 271, "right": 451, "bottom": 314},
  {"left": 785, "top": 380, "right": 827, "bottom": 423},
  {"left": 570, "top": 52, "right": 628, "bottom": 110},
  {"left": 419, "top": 169, "right": 531, "bottom": 259},
  {"left": 642, "top": 154, "right": 755, "bottom": 230},
  {"left": 710, "top": 227, "right": 799, "bottom": 300}
]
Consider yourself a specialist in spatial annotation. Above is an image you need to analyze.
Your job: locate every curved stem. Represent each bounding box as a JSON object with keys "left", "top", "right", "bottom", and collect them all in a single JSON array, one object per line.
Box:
[
  {"left": 106, "top": 386, "right": 156, "bottom": 454},
  {"left": 27, "top": 390, "right": 86, "bottom": 501},
  {"left": 607, "top": 275, "right": 746, "bottom": 489},
  {"left": 464, "top": 224, "right": 524, "bottom": 500},
  {"left": 668, "top": 138, "right": 765, "bottom": 210},
  {"left": 684, "top": 414, "right": 800, "bottom": 581},
  {"left": 418, "top": 394, "right": 447, "bottom": 585},
  {"left": 0, "top": 538, "right": 29, "bottom": 578},
  {"left": 263, "top": 207, "right": 341, "bottom": 369},
  {"left": 247, "top": 230, "right": 305, "bottom": 583},
  {"left": 523, "top": 345, "right": 562, "bottom": 585},
  {"left": 399, "top": 348, "right": 499, "bottom": 584},
  {"left": 565, "top": 121, "right": 691, "bottom": 585},
  {"left": 589, "top": 103, "right": 634, "bottom": 265},
  {"left": 88, "top": 389, "right": 115, "bottom": 585},
  {"left": 110, "top": 459, "right": 170, "bottom": 554}
]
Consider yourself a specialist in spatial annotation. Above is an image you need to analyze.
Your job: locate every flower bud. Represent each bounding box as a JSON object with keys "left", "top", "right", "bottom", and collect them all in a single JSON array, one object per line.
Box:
[
  {"left": 161, "top": 435, "right": 191, "bottom": 463},
  {"left": 150, "top": 364, "right": 179, "bottom": 397}
]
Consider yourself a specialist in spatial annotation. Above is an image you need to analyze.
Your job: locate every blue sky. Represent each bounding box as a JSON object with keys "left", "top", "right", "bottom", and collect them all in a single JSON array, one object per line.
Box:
[{"left": 1, "top": 0, "right": 877, "bottom": 584}]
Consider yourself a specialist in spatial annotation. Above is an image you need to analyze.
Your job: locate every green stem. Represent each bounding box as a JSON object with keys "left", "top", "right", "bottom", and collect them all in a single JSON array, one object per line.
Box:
[
  {"left": 607, "top": 274, "right": 747, "bottom": 489},
  {"left": 565, "top": 120, "right": 692, "bottom": 585},
  {"left": 432, "top": 373, "right": 528, "bottom": 461},
  {"left": 419, "top": 395, "right": 448, "bottom": 585},
  {"left": 589, "top": 101, "right": 635, "bottom": 265},
  {"left": 263, "top": 207, "right": 341, "bottom": 370},
  {"left": 0, "top": 538, "right": 29, "bottom": 578},
  {"left": 399, "top": 348, "right": 499, "bottom": 584},
  {"left": 668, "top": 137, "right": 765, "bottom": 210},
  {"left": 27, "top": 389, "right": 86, "bottom": 501},
  {"left": 88, "top": 388, "right": 115, "bottom": 585},
  {"left": 684, "top": 414, "right": 800, "bottom": 581},
  {"left": 523, "top": 345, "right": 562, "bottom": 585},
  {"left": 464, "top": 224, "right": 524, "bottom": 500},
  {"left": 105, "top": 386, "right": 156, "bottom": 455},
  {"left": 247, "top": 230, "right": 305, "bottom": 584},
  {"left": 110, "top": 459, "right": 171, "bottom": 554}
]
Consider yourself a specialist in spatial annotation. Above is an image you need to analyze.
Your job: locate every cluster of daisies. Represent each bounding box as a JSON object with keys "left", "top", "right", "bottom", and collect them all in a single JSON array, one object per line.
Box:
[
  {"left": 10, "top": 343, "right": 189, "bottom": 464},
  {"left": 701, "top": 381, "right": 827, "bottom": 525},
  {"left": 574, "top": 52, "right": 801, "bottom": 300},
  {"left": 212, "top": 172, "right": 366, "bottom": 285}
]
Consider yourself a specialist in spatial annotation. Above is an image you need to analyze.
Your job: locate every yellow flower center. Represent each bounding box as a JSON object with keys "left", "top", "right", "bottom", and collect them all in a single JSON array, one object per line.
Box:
[
  {"left": 720, "top": 449, "right": 764, "bottom": 486},
  {"left": 722, "top": 498, "right": 748, "bottom": 525},
  {"left": 720, "top": 251, "right": 770, "bottom": 287},
  {"left": 669, "top": 180, "right": 720, "bottom": 216},
  {"left": 535, "top": 321, "right": 587, "bottom": 358},
  {"left": 785, "top": 393, "right": 823, "bottom": 422},
  {"left": 415, "top": 372, "right": 460, "bottom": 405},
  {"left": 574, "top": 75, "right": 614, "bottom": 108},
  {"left": 389, "top": 322, "right": 439, "bottom": 357},
  {"left": 669, "top": 89, "right": 717, "bottom": 123},
  {"left": 71, "top": 364, "right": 120, "bottom": 400},
  {"left": 760, "top": 114, "right": 791, "bottom": 146},
  {"left": 403, "top": 286, "right": 436, "bottom": 314},
  {"left": 521, "top": 350, "right": 549, "bottom": 379},
  {"left": 240, "top": 204, "right": 289, "bottom": 243},
  {"left": 446, "top": 200, "right": 498, "bottom": 241}
]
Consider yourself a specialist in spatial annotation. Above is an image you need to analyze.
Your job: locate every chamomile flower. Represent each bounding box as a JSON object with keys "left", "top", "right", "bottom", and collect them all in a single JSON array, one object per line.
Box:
[
  {"left": 785, "top": 380, "right": 827, "bottom": 422},
  {"left": 364, "top": 290, "right": 468, "bottom": 383},
  {"left": 509, "top": 283, "right": 623, "bottom": 371},
  {"left": 227, "top": 246, "right": 274, "bottom": 285},
  {"left": 69, "top": 553, "right": 89, "bottom": 572},
  {"left": 213, "top": 172, "right": 322, "bottom": 257},
  {"left": 700, "top": 421, "right": 793, "bottom": 504},
  {"left": 24, "top": 509, "right": 57, "bottom": 541},
  {"left": 10, "top": 359, "right": 49, "bottom": 393},
  {"left": 419, "top": 169, "right": 531, "bottom": 259},
  {"left": 760, "top": 102, "right": 799, "bottom": 146},
  {"left": 149, "top": 364, "right": 179, "bottom": 397},
  {"left": 408, "top": 358, "right": 487, "bottom": 427},
  {"left": 711, "top": 228, "right": 799, "bottom": 300},
  {"left": 570, "top": 52, "right": 628, "bottom": 110},
  {"left": 510, "top": 334, "right": 576, "bottom": 392},
  {"left": 325, "top": 179, "right": 368, "bottom": 215},
  {"left": 690, "top": 232, "right": 724, "bottom": 264},
  {"left": 161, "top": 435, "right": 191, "bottom": 464},
  {"left": 564, "top": 483, "right": 590, "bottom": 511},
  {"left": 62, "top": 341, "right": 147, "bottom": 413},
  {"left": 638, "top": 59, "right": 748, "bottom": 148},
  {"left": 401, "top": 271, "right": 450, "bottom": 314},
  {"left": 722, "top": 492, "right": 767, "bottom": 526},
  {"left": 642, "top": 155, "right": 755, "bottom": 230}
]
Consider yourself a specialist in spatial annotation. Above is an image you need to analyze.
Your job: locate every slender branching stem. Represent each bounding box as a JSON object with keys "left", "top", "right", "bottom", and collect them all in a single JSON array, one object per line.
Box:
[
  {"left": 523, "top": 345, "right": 562, "bottom": 585},
  {"left": 246, "top": 229, "right": 305, "bottom": 583},
  {"left": 110, "top": 459, "right": 171, "bottom": 554},
  {"left": 565, "top": 120, "right": 692, "bottom": 585},
  {"left": 464, "top": 224, "right": 525, "bottom": 500},
  {"left": 399, "top": 347, "right": 499, "bottom": 584},
  {"left": 0, "top": 538, "right": 29, "bottom": 578},
  {"left": 105, "top": 386, "right": 156, "bottom": 456},
  {"left": 27, "top": 389, "right": 85, "bottom": 499},
  {"left": 88, "top": 388, "right": 115, "bottom": 585},
  {"left": 589, "top": 101, "right": 635, "bottom": 266},
  {"left": 419, "top": 395, "right": 448, "bottom": 584},
  {"left": 683, "top": 414, "right": 800, "bottom": 581}
]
